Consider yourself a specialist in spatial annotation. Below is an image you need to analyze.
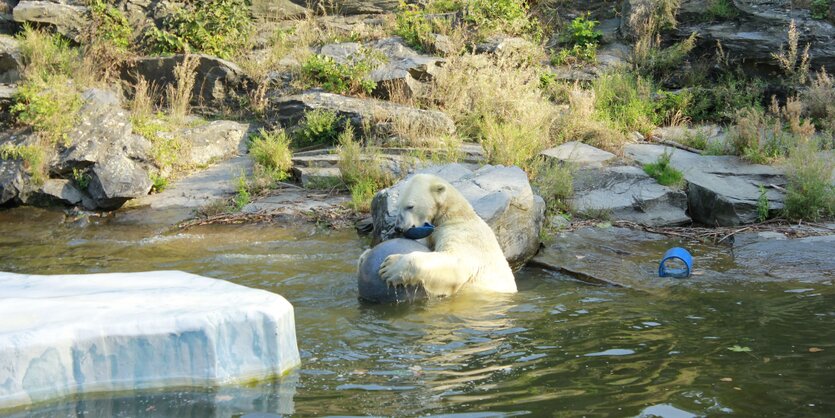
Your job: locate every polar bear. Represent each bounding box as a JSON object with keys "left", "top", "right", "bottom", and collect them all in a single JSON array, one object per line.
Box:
[{"left": 378, "top": 174, "right": 517, "bottom": 297}]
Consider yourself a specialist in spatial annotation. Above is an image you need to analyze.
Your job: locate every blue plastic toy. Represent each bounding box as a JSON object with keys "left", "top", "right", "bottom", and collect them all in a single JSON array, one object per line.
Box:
[
  {"left": 658, "top": 247, "right": 693, "bottom": 278},
  {"left": 403, "top": 222, "right": 435, "bottom": 240}
]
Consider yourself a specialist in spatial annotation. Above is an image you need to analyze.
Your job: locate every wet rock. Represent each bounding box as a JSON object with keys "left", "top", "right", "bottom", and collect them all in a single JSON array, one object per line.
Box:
[
  {"left": 267, "top": 90, "right": 455, "bottom": 137},
  {"left": 625, "top": 144, "right": 786, "bottom": 226},
  {"left": 371, "top": 164, "right": 545, "bottom": 269},
  {"left": 13, "top": 1, "right": 86, "bottom": 40},
  {"left": 540, "top": 141, "right": 616, "bottom": 168},
  {"left": 0, "top": 157, "right": 25, "bottom": 205},
  {"left": 88, "top": 153, "right": 152, "bottom": 210},
  {"left": 0, "top": 34, "right": 21, "bottom": 84},
  {"left": 733, "top": 233, "right": 835, "bottom": 280},
  {"left": 572, "top": 165, "right": 691, "bottom": 227},
  {"left": 22, "top": 178, "right": 86, "bottom": 207},
  {"left": 122, "top": 55, "right": 247, "bottom": 109}
]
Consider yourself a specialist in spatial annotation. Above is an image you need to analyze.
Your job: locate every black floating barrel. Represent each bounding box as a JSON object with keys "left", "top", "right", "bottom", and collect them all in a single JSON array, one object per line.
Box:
[{"left": 358, "top": 239, "right": 430, "bottom": 303}]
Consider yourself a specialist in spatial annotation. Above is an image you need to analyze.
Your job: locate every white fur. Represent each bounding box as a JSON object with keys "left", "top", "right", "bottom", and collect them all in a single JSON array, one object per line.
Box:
[{"left": 379, "top": 174, "right": 517, "bottom": 297}]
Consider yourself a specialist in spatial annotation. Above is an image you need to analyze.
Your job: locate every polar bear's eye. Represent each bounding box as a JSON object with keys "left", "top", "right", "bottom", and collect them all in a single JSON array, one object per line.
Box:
[{"left": 405, "top": 205, "right": 415, "bottom": 210}]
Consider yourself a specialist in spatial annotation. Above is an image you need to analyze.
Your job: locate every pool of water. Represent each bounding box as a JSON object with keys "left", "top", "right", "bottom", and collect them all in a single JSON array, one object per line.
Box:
[{"left": 1, "top": 208, "right": 834, "bottom": 417}]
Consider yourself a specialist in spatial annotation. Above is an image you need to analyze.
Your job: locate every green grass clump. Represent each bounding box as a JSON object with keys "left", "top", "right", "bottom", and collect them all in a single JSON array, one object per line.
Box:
[
  {"left": 532, "top": 160, "right": 574, "bottom": 215},
  {"left": 643, "top": 150, "right": 685, "bottom": 187},
  {"left": 688, "top": 73, "right": 765, "bottom": 123},
  {"left": 592, "top": 72, "right": 657, "bottom": 136},
  {"left": 706, "top": 0, "right": 739, "bottom": 20},
  {"left": 294, "top": 109, "right": 342, "bottom": 147},
  {"left": 337, "top": 124, "right": 394, "bottom": 212},
  {"left": 395, "top": 2, "right": 436, "bottom": 53},
  {"left": 784, "top": 143, "right": 835, "bottom": 221},
  {"left": 150, "top": 173, "right": 168, "bottom": 193},
  {"left": 301, "top": 52, "right": 381, "bottom": 96},
  {"left": 553, "top": 14, "right": 602, "bottom": 66},
  {"left": 0, "top": 143, "right": 48, "bottom": 186},
  {"left": 248, "top": 129, "right": 293, "bottom": 181},
  {"left": 233, "top": 171, "right": 251, "bottom": 211},
  {"left": 146, "top": 0, "right": 252, "bottom": 59}
]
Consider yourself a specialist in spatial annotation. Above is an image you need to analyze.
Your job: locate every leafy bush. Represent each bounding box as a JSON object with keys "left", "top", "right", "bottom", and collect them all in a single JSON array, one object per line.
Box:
[
  {"left": 811, "top": 0, "right": 832, "bottom": 20},
  {"left": 465, "top": 0, "right": 541, "bottom": 40},
  {"left": 337, "top": 124, "right": 394, "bottom": 212},
  {"left": 532, "top": 160, "right": 574, "bottom": 215},
  {"left": 89, "top": 0, "right": 132, "bottom": 51},
  {"left": 147, "top": 0, "right": 252, "bottom": 59},
  {"left": 294, "top": 109, "right": 342, "bottom": 147},
  {"left": 563, "top": 15, "right": 602, "bottom": 47},
  {"left": 0, "top": 143, "right": 47, "bottom": 186},
  {"left": 248, "top": 129, "right": 293, "bottom": 181},
  {"left": 301, "top": 51, "right": 381, "bottom": 96},
  {"left": 395, "top": 2, "right": 435, "bottom": 52},
  {"left": 72, "top": 167, "right": 91, "bottom": 190},
  {"left": 233, "top": 171, "right": 251, "bottom": 211},
  {"left": 643, "top": 150, "right": 684, "bottom": 187},
  {"left": 12, "top": 76, "right": 82, "bottom": 146},
  {"left": 784, "top": 142, "right": 835, "bottom": 221},
  {"left": 150, "top": 173, "right": 168, "bottom": 193}
]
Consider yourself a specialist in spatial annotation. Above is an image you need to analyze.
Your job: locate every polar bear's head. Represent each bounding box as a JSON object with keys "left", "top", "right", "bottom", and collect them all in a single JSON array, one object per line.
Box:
[{"left": 394, "top": 174, "right": 448, "bottom": 233}]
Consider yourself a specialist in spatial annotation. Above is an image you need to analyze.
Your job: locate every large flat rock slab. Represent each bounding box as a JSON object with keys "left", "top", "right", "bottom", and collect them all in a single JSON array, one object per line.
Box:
[
  {"left": 0, "top": 271, "right": 300, "bottom": 411},
  {"left": 625, "top": 144, "right": 786, "bottom": 226},
  {"left": 733, "top": 233, "right": 835, "bottom": 281}
]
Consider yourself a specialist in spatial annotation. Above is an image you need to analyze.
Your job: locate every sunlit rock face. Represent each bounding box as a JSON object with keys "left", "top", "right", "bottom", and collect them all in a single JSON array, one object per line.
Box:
[{"left": 0, "top": 271, "right": 301, "bottom": 411}]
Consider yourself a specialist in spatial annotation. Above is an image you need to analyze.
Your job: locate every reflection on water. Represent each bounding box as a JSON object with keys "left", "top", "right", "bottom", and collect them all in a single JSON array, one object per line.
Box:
[{"left": 1, "top": 208, "right": 834, "bottom": 417}]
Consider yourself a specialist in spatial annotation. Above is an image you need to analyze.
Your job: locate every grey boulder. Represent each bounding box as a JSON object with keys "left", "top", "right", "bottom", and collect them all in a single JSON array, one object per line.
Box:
[
  {"left": 625, "top": 143, "right": 786, "bottom": 226},
  {"left": 268, "top": 90, "right": 455, "bottom": 138},
  {"left": 13, "top": 1, "right": 86, "bottom": 40},
  {"left": 371, "top": 164, "right": 545, "bottom": 269},
  {"left": 571, "top": 165, "right": 691, "bottom": 226}
]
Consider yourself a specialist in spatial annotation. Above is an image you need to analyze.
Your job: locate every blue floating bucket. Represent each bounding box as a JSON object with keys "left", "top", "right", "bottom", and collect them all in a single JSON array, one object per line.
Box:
[
  {"left": 658, "top": 247, "right": 693, "bottom": 278},
  {"left": 403, "top": 222, "right": 435, "bottom": 240}
]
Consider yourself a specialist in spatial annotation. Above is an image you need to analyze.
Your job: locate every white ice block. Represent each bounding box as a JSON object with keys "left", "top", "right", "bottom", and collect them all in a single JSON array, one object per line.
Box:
[{"left": 0, "top": 271, "right": 300, "bottom": 411}]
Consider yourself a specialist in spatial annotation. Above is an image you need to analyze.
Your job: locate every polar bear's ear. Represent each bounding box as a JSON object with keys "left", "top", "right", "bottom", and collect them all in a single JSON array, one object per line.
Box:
[{"left": 431, "top": 183, "right": 446, "bottom": 195}]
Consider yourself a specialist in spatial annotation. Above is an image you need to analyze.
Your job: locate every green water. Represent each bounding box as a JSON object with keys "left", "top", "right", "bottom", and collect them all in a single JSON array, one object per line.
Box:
[{"left": 1, "top": 208, "right": 834, "bottom": 417}]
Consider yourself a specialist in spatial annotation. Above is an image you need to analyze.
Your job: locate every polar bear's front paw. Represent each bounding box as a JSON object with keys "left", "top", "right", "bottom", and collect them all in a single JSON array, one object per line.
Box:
[{"left": 380, "top": 254, "right": 412, "bottom": 287}]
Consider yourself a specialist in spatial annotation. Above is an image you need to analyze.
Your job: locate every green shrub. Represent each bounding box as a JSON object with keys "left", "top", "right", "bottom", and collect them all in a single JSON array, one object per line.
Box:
[
  {"left": 337, "top": 124, "right": 394, "bottom": 212},
  {"left": 294, "top": 109, "right": 342, "bottom": 147},
  {"left": 146, "top": 0, "right": 252, "bottom": 59},
  {"left": 72, "top": 167, "right": 91, "bottom": 190},
  {"left": 783, "top": 143, "right": 835, "bottom": 221},
  {"left": 562, "top": 14, "right": 602, "bottom": 47},
  {"left": 150, "top": 173, "right": 168, "bottom": 193},
  {"left": 395, "top": 2, "right": 435, "bottom": 52},
  {"left": 0, "top": 143, "right": 47, "bottom": 186},
  {"left": 811, "top": 0, "right": 832, "bottom": 20},
  {"left": 11, "top": 76, "right": 83, "bottom": 146},
  {"left": 551, "top": 44, "right": 597, "bottom": 66},
  {"left": 89, "top": 0, "right": 132, "bottom": 51},
  {"left": 643, "top": 150, "right": 685, "bottom": 187},
  {"left": 248, "top": 129, "right": 293, "bottom": 181},
  {"left": 634, "top": 32, "right": 697, "bottom": 80},
  {"left": 301, "top": 52, "right": 380, "bottom": 96},
  {"left": 16, "top": 26, "right": 78, "bottom": 80},
  {"left": 233, "top": 171, "right": 251, "bottom": 211},
  {"left": 465, "top": 0, "right": 541, "bottom": 40}
]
